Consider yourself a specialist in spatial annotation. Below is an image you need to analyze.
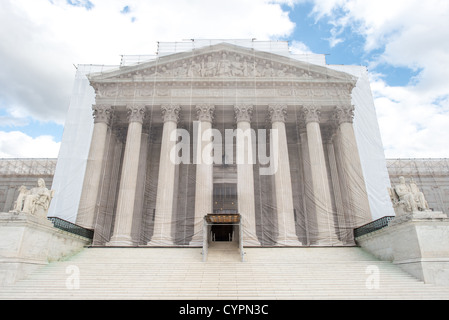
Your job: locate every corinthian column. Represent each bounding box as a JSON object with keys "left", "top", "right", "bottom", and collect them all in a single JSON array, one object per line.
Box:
[
  {"left": 268, "top": 104, "right": 301, "bottom": 246},
  {"left": 302, "top": 105, "right": 338, "bottom": 245},
  {"left": 323, "top": 128, "right": 349, "bottom": 244},
  {"left": 190, "top": 104, "right": 215, "bottom": 246},
  {"left": 235, "top": 105, "right": 260, "bottom": 246},
  {"left": 149, "top": 105, "right": 181, "bottom": 246},
  {"left": 334, "top": 105, "right": 372, "bottom": 227},
  {"left": 76, "top": 105, "right": 112, "bottom": 229},
  {"left": 108, "top": 105, "right": 146, "bottom": 246}
]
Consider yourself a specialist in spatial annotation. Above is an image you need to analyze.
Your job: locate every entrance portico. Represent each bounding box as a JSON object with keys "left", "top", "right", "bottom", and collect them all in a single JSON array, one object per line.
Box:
[{"left": 76, "top": 42, "right": 373, "bottom": 247}]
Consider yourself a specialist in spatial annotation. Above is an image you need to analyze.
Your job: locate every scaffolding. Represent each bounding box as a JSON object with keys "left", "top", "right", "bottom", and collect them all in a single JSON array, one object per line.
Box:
[
  {"left": 119, "top": 39, "right": 327, "bottom": 67},
  {"left": 386, "top": 158, "right": 449, "bottom": 177},
  {"left": 49, "top": 39, "right": 394, "bottom": 245},
  {"left": 0, "top": 158, "right": 57, "bottom": 176},
  {"left": 386, "top": 158, "right": 449, "bottom": 212}
]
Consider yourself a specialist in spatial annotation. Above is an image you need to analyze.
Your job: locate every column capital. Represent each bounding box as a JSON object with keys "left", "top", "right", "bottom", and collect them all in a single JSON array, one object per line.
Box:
[
  {"left": 161, "top": 104, "right": 181, "bottom": 123},
  {"left": 92, "top": 105, "right": 113, "bottom": 125},
  {"left": 301, "top": 105, "right": 321, "bottom": 124},
  {"left": 334, "top": 105, "right": 355, "bottom": 124},
  {"left": 268, "top": 104, "right": 287, "bottom": 123},
  {"left": 126, "top": 105, "right": 146, "bottom": 124},
  {"left": 234, "top": 104, "right": 253, "bottom": 123},
  {"left": 196, "top": 104, "right": 215, "bottom": 123}
]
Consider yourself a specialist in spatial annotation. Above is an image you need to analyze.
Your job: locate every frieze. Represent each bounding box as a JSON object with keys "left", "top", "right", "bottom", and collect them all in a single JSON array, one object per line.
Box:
[
  {"left": 95, "top": 82, "right": 353, "bottom": 100},
  {"left": 96, "top": 84, "right": 154, "bottom": 98}
]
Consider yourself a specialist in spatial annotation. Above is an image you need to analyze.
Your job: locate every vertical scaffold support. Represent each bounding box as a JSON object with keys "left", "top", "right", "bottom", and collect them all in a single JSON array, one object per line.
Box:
[
  {"left": 239, "top": 220, "right": 245, "bottom": 262},
  {"left": 202, "top": 216, "right": 208, "bottom": 262}
]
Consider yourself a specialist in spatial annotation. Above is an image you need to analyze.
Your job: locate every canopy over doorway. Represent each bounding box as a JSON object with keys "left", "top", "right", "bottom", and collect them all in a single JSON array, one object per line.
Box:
[{"left": 202, "top": 213, "right": 244, "bottom": 262}]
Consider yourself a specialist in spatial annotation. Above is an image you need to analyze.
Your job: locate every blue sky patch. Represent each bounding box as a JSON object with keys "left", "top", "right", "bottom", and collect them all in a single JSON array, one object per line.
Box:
[
  {"left": 0, "top": 109, "right": 63, "bottom": 142},
  {"left": 282, "top": 3, "right": 414, "bottom": 88},
  {"left": 373, "top": 65, "right": 422, "bottom": 87},
  {"left": 120, "top": 5, "right": 136, "bottom": 22},
  {"left": 121, "top": 6, "right": 131, "bottom": 14},
  {"left": 65, "top": 0, "right": 94, "bottom": 10},
  {"left": 0, "top": 121, "right": 64, "bottom": 143}
]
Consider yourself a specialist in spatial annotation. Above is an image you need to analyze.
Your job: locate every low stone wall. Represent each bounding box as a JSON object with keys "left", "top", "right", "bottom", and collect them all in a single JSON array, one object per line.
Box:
[
  {"left": 356, "top": 212, "right": 449, "bottom": 286},
  {"left": 0, "top": 212, "right": 91, "bottom": 286}
]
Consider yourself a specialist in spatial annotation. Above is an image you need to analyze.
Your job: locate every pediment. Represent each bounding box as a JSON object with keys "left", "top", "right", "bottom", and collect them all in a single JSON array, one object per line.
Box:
[{"left": 88, "top": 43, "right": 357, "bottom": 85}]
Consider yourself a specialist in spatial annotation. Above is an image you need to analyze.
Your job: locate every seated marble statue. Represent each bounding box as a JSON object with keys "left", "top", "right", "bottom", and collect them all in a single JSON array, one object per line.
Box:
[
  {"left": 12, "top": 185, "right": 29, "bottom": 212},
  {"left": 389, "top": 176, "right": 430, "bottom": 215},
  {"left": 12, "top": 179, "right": 54, "bottom": 218},
  {"left": 409, "top": 178, "right": 430, "bottom": 211}
]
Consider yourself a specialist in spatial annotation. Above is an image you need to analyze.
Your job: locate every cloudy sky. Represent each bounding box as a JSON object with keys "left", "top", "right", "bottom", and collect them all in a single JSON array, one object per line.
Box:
[{"left": 0, "top": 0, "right": 448, "bottom": 159}]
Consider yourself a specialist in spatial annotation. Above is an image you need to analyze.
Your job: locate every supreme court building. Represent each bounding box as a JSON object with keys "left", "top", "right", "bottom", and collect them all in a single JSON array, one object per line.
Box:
[{"left": 48, "top": 40, "right": 394, "bottom": 248}]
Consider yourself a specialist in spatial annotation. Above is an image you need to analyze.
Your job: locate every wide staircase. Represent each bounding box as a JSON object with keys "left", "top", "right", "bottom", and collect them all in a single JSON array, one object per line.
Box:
[{"left": 1, "top": 245, "right": 449, "bottom": 300}]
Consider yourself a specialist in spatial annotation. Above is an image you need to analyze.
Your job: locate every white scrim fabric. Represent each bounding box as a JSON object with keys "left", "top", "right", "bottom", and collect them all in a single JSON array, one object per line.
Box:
[{"left": 49, "top": 41, "right": 394, "bottom": 247}]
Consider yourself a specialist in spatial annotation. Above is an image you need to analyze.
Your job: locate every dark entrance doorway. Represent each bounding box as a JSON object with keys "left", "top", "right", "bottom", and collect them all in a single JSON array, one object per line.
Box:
[{"left": 211, "top": 224, "right": 234, "bottom": 241}]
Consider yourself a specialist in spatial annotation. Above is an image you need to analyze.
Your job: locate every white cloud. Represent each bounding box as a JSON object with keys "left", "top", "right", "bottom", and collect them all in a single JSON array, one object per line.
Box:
[
  {"left": 289, "top": 40, "right": 313, "bottom": 54},
  {"left": 0, "top": 1, "right": 73, "bottom": 125},
  {"left": 0, "top": 116, "right": 29, "bottom": 128},
  {"left": 0, "top": 1, "right": 296, "bottom": 114},
  {"left": 371, "top": 77, "right": 449, "bottom": 158},
  {"left": 0, "top": 0, "right": 297, "bottom": 157},
  {"left": 3, "top": 0, "right": 448, "bottom": 159},
  {"left": 0, "top": 131, "right": 60, "bottom": 158},
  {"left": 306, "top": 0, "right": 449, "bottom": 158}
]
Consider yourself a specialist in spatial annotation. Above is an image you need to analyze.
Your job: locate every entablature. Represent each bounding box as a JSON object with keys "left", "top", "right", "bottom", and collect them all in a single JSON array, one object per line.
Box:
[
  {"left": 93, "top": 81, "right": 354, "bottom": 107},
  {"left": 98, "top": 103, "right": 353, "bottom": 128}
]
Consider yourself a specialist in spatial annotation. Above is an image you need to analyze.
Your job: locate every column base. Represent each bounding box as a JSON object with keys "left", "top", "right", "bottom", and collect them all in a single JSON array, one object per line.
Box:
[
  {"left": 147, "top": 237, "right": 175, "bottom": 247},
  {"left": 242, "top": 239, "right": 262, "bottom": 247},
  {"left": 189, "top": 238, "right": 204, "bottom": 247},
  {"left": 241, "top": 229, "right": 261, "bottom": 247},
  {"left": 106, "top": 235, "right": 135, "bottom": 247},
  {"left": 275, "top": 239, "right": 303, "bottom": 247},
  {"left": 310, "top": 239, "right": 344, "bottom": 247}
]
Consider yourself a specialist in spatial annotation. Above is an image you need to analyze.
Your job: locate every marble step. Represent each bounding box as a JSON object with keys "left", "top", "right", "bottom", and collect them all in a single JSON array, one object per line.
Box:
[{"left": 2, "top": 247, "right": 449, "bottom": 300}]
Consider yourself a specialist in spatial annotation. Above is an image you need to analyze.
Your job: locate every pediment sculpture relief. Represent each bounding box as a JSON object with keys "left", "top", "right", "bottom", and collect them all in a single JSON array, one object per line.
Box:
[{"left": 125, "top": 51, "right": 328, "bottom": 80}]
